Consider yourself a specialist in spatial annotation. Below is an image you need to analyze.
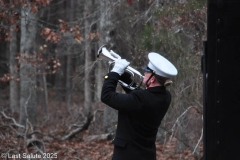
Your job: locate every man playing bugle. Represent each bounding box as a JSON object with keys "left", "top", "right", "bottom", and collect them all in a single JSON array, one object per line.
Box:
[{"left": 101, "top": 51, "right": 177, "bottom": 160}]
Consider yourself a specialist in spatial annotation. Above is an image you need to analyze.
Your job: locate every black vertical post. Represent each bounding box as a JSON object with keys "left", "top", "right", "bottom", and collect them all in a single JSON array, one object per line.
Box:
[{"left": 204, "top": 0, "right": 240, "bottom": 160}]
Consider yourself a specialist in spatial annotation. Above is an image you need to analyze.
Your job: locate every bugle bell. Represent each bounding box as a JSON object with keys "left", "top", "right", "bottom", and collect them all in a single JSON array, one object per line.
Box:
[{"left": 97, "top": 45, "right": 144, "bottom": 90}]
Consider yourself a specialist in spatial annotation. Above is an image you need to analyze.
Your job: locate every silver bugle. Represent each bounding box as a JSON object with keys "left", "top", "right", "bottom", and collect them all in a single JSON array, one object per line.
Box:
[{"left": 97, "top": 45, "right": 144, "bottom": 90}]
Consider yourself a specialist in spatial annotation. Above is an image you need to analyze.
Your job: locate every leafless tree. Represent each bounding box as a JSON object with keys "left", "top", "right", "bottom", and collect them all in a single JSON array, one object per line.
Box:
[{"left": 19, "top": 5, "right": 38, "bottom": 126}]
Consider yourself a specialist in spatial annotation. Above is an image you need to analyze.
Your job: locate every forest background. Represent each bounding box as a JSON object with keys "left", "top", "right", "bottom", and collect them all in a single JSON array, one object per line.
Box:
[{"left": 0, "top": 0, "right": 206, "bottom": 159}]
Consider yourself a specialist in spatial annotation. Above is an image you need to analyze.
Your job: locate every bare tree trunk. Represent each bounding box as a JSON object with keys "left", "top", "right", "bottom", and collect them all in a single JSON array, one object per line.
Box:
[
  {"left": 19, "top": 6, "right": 37, "bottom": 126},
  {"left": 36, "top": 8, "right": 51, "bottom": 118},
  {"left": 36, "top": 53, "right": 48, "bottom": 117},
  {"left": 9, "top": 25, "right": 19, "bottom": 114},
  {"left": 84, "top": 0, "right": 92, "bottom": 115},
  {"left": 95, "top": 62, "right": 102, "bottom": 103},
  {"left": 66, "top": 0, "right": 75, "bottom": 108},
  {"left": 55, "top": 1, "right": 67, "bottom": 101},
  {"left": 98, "top": 1, "right": 118, "bottom": 133},
  {"left": 66, "top": 52, "right": 73, "bottom": 107},
  {"left": 95, "top": 0, "right": 105, "bottom": 106}
]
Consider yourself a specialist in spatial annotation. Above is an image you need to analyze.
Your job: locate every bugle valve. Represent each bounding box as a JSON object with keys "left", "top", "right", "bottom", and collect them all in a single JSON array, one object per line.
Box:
[{"left": 97, "top": 45, "right": 144, "bottom": 90}]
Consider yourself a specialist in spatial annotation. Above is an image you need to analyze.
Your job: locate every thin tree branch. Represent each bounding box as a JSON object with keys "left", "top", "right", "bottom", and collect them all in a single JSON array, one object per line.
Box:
[
  {"left": 0, "top": 111, "right": 25, "bottom": 128},
  {"left": 192, "top": 116, "right": 203, "bottom": 154},
  {"left": 170, "top": 106, "right": 195, "bottom": 141}
]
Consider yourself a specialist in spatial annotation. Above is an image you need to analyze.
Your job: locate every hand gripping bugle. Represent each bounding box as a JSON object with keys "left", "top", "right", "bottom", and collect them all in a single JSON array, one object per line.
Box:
[{"left": 97, "top": 45, "right": 144, "bottom": 90}]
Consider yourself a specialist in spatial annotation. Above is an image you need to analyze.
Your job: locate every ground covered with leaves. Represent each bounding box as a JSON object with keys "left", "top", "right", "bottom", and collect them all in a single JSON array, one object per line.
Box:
[{"left": 0, "top": 110, "right": 201, "bottom": 160}]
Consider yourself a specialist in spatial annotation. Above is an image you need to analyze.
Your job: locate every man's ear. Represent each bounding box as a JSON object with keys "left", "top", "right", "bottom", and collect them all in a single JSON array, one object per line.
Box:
[{"left": 151, "top": 76, "right": 156, "bottom": 82}]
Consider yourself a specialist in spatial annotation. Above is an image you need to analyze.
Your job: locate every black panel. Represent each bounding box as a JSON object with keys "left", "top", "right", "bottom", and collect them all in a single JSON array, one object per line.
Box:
[{"left": 204, "top": 0, "right": 240, "bottom": 160}]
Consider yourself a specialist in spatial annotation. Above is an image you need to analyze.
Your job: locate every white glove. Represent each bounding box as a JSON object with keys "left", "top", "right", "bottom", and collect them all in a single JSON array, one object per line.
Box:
[{"left": 111, "top": 59, "right": 130, "bottom": 76}]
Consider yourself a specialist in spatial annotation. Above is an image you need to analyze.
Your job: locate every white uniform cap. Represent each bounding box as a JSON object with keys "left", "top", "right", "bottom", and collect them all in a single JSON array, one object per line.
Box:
[{"left": 144, "top": 52, "right": 178, "bottom": 78}]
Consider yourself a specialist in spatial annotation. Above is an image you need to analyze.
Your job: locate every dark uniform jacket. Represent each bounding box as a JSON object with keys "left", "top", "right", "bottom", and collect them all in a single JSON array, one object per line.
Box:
[{"left": 101, "top": 72, "right": 171, "bottom": 160}]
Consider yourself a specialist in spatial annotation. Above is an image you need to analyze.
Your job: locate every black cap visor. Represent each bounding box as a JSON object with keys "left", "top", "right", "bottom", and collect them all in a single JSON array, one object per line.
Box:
[{"left": 142, "top": 66, "right": 154, "bottom": 73}]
